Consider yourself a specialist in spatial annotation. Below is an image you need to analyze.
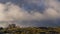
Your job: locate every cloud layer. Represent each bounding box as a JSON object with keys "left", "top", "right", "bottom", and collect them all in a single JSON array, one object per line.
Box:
[{"left": 0, "top": 0, "right": 60, "bottom": 27}]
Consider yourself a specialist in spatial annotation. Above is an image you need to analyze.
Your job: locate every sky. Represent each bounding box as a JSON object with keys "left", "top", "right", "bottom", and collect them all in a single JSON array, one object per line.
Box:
[{"left": 0, "top": 0, "right": 60, "bottom": 27}]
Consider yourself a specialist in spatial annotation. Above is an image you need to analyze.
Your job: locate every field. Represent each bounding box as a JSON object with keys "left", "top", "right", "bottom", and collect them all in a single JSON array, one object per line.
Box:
[{"left": 0, "top": 24, "right": 60, "bottom": 34}]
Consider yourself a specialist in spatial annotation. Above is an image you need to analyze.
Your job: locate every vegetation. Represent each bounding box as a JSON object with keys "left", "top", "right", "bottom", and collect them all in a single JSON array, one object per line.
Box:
[{"left": 0, "top": 24, "right": 60, "bottom": 34}]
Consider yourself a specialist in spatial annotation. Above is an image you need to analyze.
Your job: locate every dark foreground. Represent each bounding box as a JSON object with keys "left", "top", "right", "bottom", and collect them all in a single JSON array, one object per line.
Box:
[{"left": 0, "top": 24, "right": 60, "bottom": 34}]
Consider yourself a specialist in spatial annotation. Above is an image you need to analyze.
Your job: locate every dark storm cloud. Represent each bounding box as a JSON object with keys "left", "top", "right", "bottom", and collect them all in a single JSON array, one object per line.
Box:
[{"left": 0, "top": 0, "right": 46, "bottom": 13}]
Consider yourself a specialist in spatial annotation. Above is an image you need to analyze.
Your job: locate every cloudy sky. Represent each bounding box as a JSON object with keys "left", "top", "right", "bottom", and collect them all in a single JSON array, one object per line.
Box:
[{"left": 0, "top": 0, "right": 60, "bottom": 27}]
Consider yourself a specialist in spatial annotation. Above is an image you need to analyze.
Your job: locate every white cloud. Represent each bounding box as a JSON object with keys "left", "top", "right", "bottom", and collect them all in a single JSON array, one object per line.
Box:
[
  {"left": 0, "top": 2, "right": 44, "bottom": 27},
  {"left": 0, "top": 0, "right": 60, "bottom": 27}
]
